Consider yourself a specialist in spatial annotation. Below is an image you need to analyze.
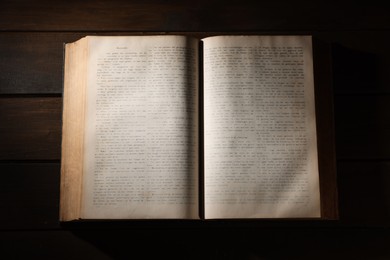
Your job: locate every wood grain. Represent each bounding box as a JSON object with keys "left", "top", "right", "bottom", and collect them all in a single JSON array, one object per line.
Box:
[
  {"left": 0, "top": 227, "right": 389, "bottom": 259},
  {"left": 0, "top": 0, "right": 389, "bottom": 32},
  {"left": 0, "top": 163, "right": 60, "bottom": 230},
  {"left": 0, "top": 97, "right": 62, "bottom": 160},
  {"left": 0, "top": 33, "right": 85, "bottom": 94},
  {"left": 331, "top": 34, "right": 390, "bottom": 94},
  {"left": 335, "top": 95, "right": 390, "bottom": 160},
  {"left": 337, "top": 161, "right": 390, "bottom": 226}
]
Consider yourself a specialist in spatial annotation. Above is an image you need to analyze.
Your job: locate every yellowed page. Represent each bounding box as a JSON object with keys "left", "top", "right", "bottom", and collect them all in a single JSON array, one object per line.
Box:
[
  {"left": 60, "top": 38, "right": 88, "bottom": 221},
  {"left": 82, "top": 36, "right": 199, "bottom": 219},
  {"left": 202, "top": 36, "right": 320, "bottom": 218}
]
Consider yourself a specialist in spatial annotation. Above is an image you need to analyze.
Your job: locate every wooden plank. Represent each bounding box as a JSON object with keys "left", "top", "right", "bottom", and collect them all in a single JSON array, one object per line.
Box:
[
  {"left": 0, "top": 33, "right": 85, "bottom": 94},
  {"left": 0, "top": 229, "right": 389, "bottom": 259},
  {"left": 0, "top": 231, "right": 110, "bottom": 259},
  {"left": 0, "top": 97, "right": 62, "bottom": 160},
  {"left": 334, "top": 95, "right": 390, "bottom": 160},
  {"left": 337, "top": 161, "right": 390, "bottom": 227},
  {"left": 0, "top": 163, "right": 60, "bottom": 230},
  {"left": 328, "top": 31, "right": 390, "bottom": 94},
  {"left": 0, "top": 1, "right": 390, "bottom": 32}
]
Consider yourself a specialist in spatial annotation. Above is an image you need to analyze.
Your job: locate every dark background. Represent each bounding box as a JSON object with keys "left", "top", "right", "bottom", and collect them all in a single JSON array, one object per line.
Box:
[{"left": 0, "top": 0, "right": 389, "bottom": 259}]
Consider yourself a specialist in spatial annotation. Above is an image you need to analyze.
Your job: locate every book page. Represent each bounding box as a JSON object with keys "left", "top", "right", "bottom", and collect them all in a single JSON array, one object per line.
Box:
[
  {"left": 82, "top": 36, "right": 199, "bottom": 219},
  {"left": 60, "top": 37, "right": 88, "bottom": 221},
  {"left": 202, "top": 36, "right": 320, "bottom": 218}
]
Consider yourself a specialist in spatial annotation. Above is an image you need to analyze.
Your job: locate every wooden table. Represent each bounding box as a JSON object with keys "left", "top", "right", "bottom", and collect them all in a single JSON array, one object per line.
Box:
[{"left": 1, "top": 1, "right": 389, "bottom": 258}]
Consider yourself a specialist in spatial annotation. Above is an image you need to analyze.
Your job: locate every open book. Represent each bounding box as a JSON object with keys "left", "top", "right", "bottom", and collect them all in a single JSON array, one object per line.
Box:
[{"left": 60, "top": 35, "right": 337, "bottom": 221}]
